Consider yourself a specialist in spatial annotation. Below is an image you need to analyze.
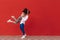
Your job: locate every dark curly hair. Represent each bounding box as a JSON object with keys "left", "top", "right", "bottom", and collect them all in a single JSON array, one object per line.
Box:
[{"left": 22, "top": 8, "right": 30, "bottom": 15}]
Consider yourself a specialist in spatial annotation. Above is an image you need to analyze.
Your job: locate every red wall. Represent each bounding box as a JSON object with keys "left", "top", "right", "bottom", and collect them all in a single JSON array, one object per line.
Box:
[{"left": 0, "top": 0, "right": 60, "bottom": 35}]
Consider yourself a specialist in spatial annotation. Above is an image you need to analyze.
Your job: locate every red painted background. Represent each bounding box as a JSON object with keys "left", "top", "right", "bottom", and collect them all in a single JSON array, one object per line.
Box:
[{"left": 0, "top": 0, "right": 60, "bottom": 35}]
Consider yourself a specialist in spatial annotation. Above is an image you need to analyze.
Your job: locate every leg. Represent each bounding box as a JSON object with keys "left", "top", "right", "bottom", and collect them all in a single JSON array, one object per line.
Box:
[
  {"left": 20, "top": 23, "right": 25, "bottom": 35},
  {"left": 20, "top": 23, "right": 26, "bottom": 39}
]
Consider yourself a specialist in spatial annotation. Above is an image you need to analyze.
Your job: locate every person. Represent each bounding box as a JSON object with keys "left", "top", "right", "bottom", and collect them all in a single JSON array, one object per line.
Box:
[{"left": 7, "top": 8, "right": 30, "bottom": 39}]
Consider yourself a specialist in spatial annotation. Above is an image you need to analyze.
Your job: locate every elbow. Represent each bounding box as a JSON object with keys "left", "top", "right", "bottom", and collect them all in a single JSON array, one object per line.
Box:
[{"left": 15, "top": 21, "right": 18, "bottom": 24}]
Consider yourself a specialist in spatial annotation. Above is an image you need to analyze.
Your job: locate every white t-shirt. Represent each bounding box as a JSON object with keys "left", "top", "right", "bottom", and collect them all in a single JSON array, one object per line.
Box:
[{"left": 20, "top": 15, "right": 28, "bottom": 24}]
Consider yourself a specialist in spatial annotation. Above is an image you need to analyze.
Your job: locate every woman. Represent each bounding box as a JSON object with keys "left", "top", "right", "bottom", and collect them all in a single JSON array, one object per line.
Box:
[{"left": 7, "top": 8, "right": 30, "bottom": 39}]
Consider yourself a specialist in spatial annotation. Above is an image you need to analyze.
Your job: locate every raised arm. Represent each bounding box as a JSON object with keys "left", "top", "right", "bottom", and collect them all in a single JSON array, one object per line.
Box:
[
  {"left": 11, "top": 16, "right": 17, "bottom": 21},
  {"left": 11, "top": 16, "right": 22, "bottom": 23},
  {"left": 15, "top": 16, "right": 22, "bottom": 23},
  {"left": 7, "top": 16, "right": 22, "bottom": 24}
]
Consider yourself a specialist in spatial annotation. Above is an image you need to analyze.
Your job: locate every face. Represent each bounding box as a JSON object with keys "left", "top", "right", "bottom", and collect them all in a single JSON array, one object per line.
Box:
[{"left": 21, "top": 12, "right": 26, "bottom": 17}]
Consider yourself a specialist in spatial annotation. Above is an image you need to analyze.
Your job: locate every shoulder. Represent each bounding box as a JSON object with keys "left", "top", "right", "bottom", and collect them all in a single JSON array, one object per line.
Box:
[{"left": 26, "top": 15, "right": 28, "bottom": 18}]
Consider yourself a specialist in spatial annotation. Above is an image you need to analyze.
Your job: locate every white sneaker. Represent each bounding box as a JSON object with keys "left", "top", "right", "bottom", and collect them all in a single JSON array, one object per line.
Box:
[
  {"left": 21, "top": 34, "right": 26, "bottom": 39},
  {"left": 7, "top": 19, "right": 11, "bottom": 23}
]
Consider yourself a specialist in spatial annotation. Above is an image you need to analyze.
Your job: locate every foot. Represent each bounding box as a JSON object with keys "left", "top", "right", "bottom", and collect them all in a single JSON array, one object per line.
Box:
[{"left": 21, "top": 34, "right": 26, "bottom": 39}]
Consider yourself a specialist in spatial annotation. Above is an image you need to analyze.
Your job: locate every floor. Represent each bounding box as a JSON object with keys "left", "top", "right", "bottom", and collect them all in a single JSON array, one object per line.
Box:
[{"left": 0, "top": 36, "right": 60, "bottom": 40}]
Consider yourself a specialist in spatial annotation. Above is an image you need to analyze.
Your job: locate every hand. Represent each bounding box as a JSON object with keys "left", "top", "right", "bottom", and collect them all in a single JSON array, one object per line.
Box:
[
  {"left": 7, "top": 19, "right": 12, "bottom": 23},
  {"left": 11, "top": 16, "right": 15, "bottom": 18}
]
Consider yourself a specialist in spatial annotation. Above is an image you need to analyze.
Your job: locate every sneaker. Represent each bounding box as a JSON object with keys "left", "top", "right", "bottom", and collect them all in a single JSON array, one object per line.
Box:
[{"left": 21, "top": 34, "right": 26, "bottom": 39}]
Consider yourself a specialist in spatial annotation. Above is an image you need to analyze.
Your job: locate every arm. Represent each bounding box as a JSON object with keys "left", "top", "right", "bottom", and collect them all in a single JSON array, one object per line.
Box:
[
  {"left": 11, "top": 13, "right": 24, "bottom": 23},
  {"left": 11, "top": 16, "right": 17, "bottom": 21},
  {"left": 7, "top": 19, "right": 16, "bottom": 24},
  {"left": 11, "top": 16, "right": 22, "bottom": 23},
  {"left": 15, "top": 16, "right": 22, "bottom": 23}
]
